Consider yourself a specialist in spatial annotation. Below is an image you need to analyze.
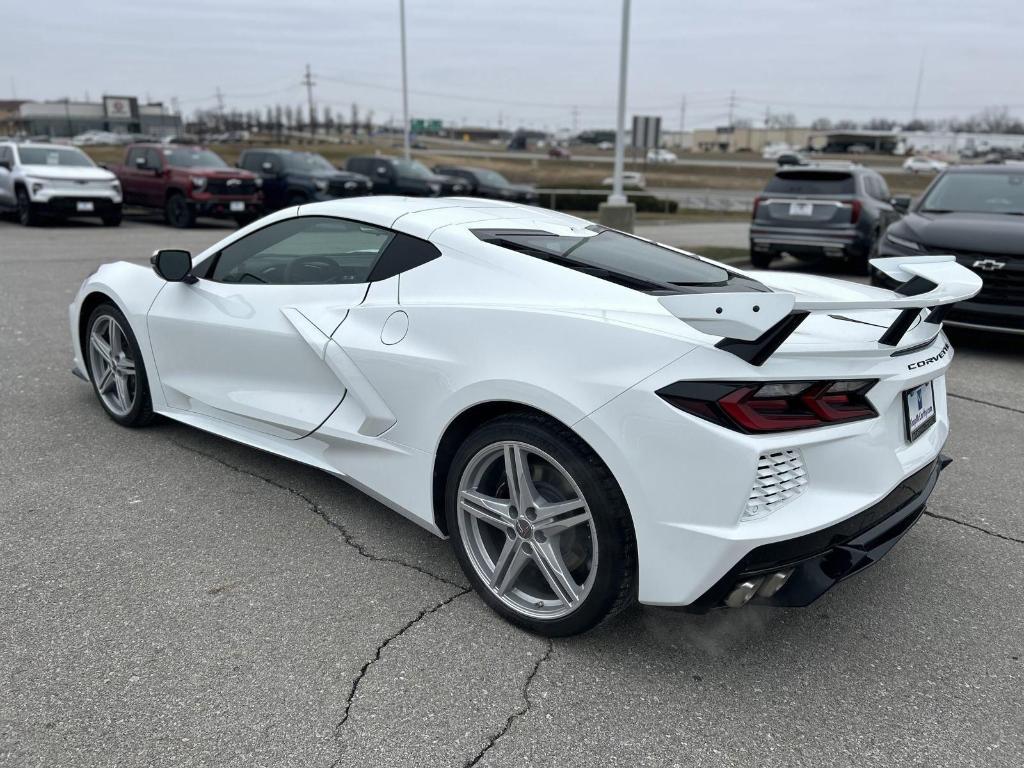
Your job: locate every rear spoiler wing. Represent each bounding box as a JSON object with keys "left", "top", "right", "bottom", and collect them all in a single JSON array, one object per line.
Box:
[{"left": 658, "top": 255, "right": 982, "bottom": 366}]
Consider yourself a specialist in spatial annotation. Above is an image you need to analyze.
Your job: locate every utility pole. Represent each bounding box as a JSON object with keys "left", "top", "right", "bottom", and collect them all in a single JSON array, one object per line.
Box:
[
  {"left": 571, "top": 105, "right": 580, "bottom": 132},
  {"left": 600, "top": 0, "right": 634, "bottom": 233},
  {"left": 727, "top": 90, "right": 736, "bottom": 128},
  {"left": 679, "top": 95, "right": 686, "bottom": 133},
  {"left": 215, "top": 86, "right": 225, "bottom": 130},
  {"left": 302, "top": 63, "right": 316, "bottom": 137},
  {"left": 399, "top": 0, "right": 411, "bottom": 160},
  {"left": 764, "top": 105, "right": 770, "bottom": 128},
  {"left": 911, "top": 53, "right": 925, "bottom": 122}
]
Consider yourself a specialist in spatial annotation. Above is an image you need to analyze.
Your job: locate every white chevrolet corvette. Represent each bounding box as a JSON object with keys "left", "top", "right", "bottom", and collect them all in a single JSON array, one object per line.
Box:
[{"left": 69, "top": 197, "right": 981, "bottom": 636}]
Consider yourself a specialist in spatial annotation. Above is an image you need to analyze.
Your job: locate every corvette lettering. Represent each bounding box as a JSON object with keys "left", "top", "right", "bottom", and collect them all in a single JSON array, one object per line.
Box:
[{"left": 907, "top": 342, "right": 951, "bottom": 370}]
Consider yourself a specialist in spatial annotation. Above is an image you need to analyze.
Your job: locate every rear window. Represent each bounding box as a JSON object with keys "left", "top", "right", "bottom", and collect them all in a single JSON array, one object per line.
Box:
[
  {"left": 474, "top": 227, "right": 767, "bottom": 294},
  {"left": 764, "top": 171, "right": 855, "bottom": 196}
]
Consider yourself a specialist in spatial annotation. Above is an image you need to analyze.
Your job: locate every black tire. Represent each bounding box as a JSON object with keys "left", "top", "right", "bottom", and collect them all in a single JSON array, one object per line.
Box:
[
  {"left": 750, "top": 247, "right": 772, "bottom": 269},
  {"left": 164, "top": 193, "right": 196, "bottom": 228},
  {"left": 84, "top": 303, "right": 155, "bottom": 428},
  {"left": 16, "top": 187, "right": 40, "bottom": 226},
  {"left": 852, "top": 229, "right": 880, "bottom": 276},
  {"left": 445, "top": 413, "right": 637, "bottom": 637},
  {"left": 101, "top": 208, "right": 123, "bottom": 227}
]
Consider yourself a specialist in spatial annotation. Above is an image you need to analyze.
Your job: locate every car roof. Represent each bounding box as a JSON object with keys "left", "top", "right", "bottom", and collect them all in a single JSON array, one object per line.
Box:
[
  {"left": 298, "top": 196, "right": 587, "bottom": 239},
  {"left": 943, "top": 164, "right": 1024, "bottom": 174}
]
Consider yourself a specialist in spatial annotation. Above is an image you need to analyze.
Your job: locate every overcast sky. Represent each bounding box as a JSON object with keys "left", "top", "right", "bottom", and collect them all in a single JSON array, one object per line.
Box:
[{"left": 5, "top": 0, "right": 1023, "bottom": 130}]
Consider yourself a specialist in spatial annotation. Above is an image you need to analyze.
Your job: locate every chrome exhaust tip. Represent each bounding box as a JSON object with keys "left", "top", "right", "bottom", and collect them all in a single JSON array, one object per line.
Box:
[
  {"left": 757, "top": 569, "right": 793, "bottom": 598},
  {"left": 724, "top": 577, "right": 764, "bottom": 608}
]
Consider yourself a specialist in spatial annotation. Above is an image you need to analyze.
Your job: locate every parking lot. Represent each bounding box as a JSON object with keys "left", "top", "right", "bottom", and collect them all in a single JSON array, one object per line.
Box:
[{"left": 1, "top": 217, "right": 1021, "bottom": 767}]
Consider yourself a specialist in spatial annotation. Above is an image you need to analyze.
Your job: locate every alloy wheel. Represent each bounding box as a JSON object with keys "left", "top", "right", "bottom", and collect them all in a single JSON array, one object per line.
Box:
[
  {"left": 88, "top": 314, "right": 137, "bottom": 417},
  {"left": 456, "top": 441, "right": 598, "bottom": 620}
]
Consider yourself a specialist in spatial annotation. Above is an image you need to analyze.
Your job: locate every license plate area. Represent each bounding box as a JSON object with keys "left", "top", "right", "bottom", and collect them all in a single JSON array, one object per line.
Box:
[
  {"left": 903, "top": 380, "right": 936, "bottom": 442},
  {"left": 788, "top": 202, "right": 814, "bottom": 216},
  {"left": 229, "top": 201, "right": 246, "bottom": 212},
  {"left": 76, "top": 201, "right": 95, "bottom": 212}
]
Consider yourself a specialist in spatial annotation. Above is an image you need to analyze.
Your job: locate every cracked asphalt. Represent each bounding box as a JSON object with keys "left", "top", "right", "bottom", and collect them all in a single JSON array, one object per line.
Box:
[{"left": 1, "top": 218, "right": 1022, "bottom": 767}]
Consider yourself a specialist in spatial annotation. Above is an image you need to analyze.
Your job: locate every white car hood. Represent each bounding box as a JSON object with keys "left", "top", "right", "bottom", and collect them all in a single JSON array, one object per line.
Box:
[{"left": 20, "top": 164, "right": 116, "bottom": 182}]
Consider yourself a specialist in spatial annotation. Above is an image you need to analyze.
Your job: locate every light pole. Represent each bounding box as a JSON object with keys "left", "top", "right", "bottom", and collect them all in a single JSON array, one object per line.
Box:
[
  {"left": 600, "top": 0, "right": 635, "bottom": 231},
  {"left": 400, "top": 0, "right": 411, "bottom": 160}
]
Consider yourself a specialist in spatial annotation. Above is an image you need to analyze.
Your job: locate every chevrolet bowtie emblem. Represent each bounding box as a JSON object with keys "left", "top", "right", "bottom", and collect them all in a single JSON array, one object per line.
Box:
[{"left": 973, "top": 258, "right": 1005, "bottom": 271}]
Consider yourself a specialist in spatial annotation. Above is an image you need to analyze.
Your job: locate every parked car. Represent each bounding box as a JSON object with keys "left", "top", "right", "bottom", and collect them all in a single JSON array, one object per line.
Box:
[
  {"left": 548, "top": 146, "right": 572, "bottom": 160},
  {"left": 902, "top": 156, "right": 948, "bottom": 174},
  {"left": 776, "top": 151, "right": 808, "bottom": 167},
  {"left": 431, "top": 165, "right": 539, "bottom": 204},
  {"left": 601, "top": 171, "right": 647, "bottom": 189},
  {"left": 0, "top": 141, "right": 123, "bottom": 226},
  {"left": 646, "top": 148, "right": 678, "bottom": 164},
  {"left": 238, "top": 149, "right": 372, "bottom": 211},
  {"left": 110, "top": 144, "right": 262, "bottom": 228},
  {"left": 596, "top": 141, "right": 614, "bottom": 151},
  {"left": 345, "top": 156, "right": 468, "bottom": 196},
  {"left": 749, "top": 164, "right": 909, "bottom": 272},
  {"left": 761, "top": 143, "right": 793, "bottom": 160},
  {"left": 873, "top": 165, "right": 1024, "bottom": 334}
]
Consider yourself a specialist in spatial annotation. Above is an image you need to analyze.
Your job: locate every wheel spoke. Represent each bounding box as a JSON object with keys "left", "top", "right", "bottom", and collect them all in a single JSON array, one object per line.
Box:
[
  {"left": 110, "top": 320, "right": 123, "bottom": 357},
  {"left": 118, "top": 358, "right": 136, "bottom": 375},
  {"left": 533, "top": 540, "right": 581, "bottom": 607},
  {"left": 491, "top": 539, "right": 530, "bottom": 596},
  {"left": 90, "top": 331, "right": 112, "bottom": 363},
  {"left": 114, "top": 373, "right": 130, "bottom": 411},
  {"left": 460, "top": 489, "right": 514, "bottom": 529},
  {"left": 96, "top": 367, "right": 115, "bottom": 393},
  {"left": 532, "top": 498, "right": 590, "bottom": 535},
  {"left": 503, "top": 443, "right": 537, "bottom": 511}
]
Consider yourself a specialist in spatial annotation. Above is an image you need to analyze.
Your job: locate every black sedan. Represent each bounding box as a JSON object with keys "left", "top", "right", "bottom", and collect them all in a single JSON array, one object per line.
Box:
[
  {"left": 432, "top": 165, "right": 539, "bottom": 205},
  {"left": 874, "top": 165, "right": 1024, "bottom": 334}
]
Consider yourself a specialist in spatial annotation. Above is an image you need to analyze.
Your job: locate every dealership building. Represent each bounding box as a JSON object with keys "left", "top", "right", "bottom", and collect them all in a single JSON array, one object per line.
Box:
[{"left": 10, "top": 95, "right": 182, "bottom": 138}]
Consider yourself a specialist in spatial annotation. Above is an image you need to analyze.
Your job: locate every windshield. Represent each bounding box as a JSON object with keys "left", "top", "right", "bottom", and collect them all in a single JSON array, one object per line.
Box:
[
  {"left": 764, "top": 171, "right": 855, "bottom": 196},
  {"left": 284, "top": 152, "right": 336, "bottom": 174},
  {"left": 392, "top": 159, "right": 434, "bottom": 179},
  {"left": 163, "top": 148, "right": 228, "bottom": 168},
  {"left": 18, "top": 146, "right": 94, "bottom": 167},
  {"left": 920, "top": 171, "right": 1024, "bottom": 214},
  {"left": 474, "top": 169, "right": 510, "bottom": 187},
  {"left": 475, "top": 228, "right": 765, "bottom": 294}
]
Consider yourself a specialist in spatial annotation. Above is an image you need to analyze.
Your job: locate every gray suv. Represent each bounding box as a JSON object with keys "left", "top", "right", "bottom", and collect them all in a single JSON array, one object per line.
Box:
[{"left": 749, "top": 164, "right": 909, "bottom": 272}]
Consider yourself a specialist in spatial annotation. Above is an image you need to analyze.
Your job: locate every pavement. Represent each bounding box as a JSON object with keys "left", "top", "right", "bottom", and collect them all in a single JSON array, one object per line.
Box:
[{"left": 1, "top": 216, "right": 1022, "bottom": 768}]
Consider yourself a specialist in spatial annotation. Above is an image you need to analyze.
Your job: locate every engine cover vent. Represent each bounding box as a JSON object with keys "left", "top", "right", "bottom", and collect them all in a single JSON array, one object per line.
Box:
[{"left": 744, "top": 449, "right": 807, "bottom": 521}]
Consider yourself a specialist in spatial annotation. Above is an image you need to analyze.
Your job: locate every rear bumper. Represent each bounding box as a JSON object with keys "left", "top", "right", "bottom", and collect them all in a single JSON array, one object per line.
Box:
[
  {"left": 750, "top": 225, "right": 867, "bottom": 258},
  {"left": 685, "top": 454, "right": 946, "bottom": 611}
]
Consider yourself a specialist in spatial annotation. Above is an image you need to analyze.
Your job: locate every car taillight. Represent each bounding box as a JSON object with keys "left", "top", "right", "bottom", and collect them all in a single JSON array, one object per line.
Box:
[
  {"left": 848, "top": 199, "right": 861, "bottom": 224},
  {"left": 657, "top": 379, "right": 878, "bottom": 433}
]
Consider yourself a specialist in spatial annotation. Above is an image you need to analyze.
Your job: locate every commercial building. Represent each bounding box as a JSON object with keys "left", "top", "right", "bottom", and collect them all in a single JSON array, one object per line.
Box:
[{"left": 11, "top": 96, "right": 182, "bottom": 138}]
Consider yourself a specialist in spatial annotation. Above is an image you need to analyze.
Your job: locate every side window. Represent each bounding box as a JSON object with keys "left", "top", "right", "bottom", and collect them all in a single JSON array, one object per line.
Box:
[
  {"left": 877, "top": 176, "right": 891, "bottom": 200},
  {"left": 239, "top": 152, "right": 261, "bottom": 172},
  {"left": 209, "top": 216, "right": 395, "bottom": 285},
  {"left": 347, "top": 158, "right": 368, "bottom": 174},
  {"left": 126, "top": 147, "right": 146, "bottom": 167},
  {"left": 367, "top": 232, "right": 441, "bottom": 282},
  {"left": 146, "top": 149, "right": 163, "bottom": 170}
]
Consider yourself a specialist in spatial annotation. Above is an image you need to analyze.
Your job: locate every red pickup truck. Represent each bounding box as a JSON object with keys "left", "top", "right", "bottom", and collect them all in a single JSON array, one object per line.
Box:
[{"left": 111, "top": 144, "right": 262, "bottom": 228}]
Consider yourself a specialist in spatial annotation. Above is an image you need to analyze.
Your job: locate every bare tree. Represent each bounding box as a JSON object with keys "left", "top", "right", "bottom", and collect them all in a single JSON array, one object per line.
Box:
[
  {"left": 810, "top": 117, "right": 833, "bottom": 130},
  {"left": 767, "top": 112, "right": 798, "bottom": 129}
]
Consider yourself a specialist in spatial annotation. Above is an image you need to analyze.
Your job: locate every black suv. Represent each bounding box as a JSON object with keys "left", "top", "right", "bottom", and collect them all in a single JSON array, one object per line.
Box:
[
  {"left": 432, "top": 165, "right": 539, "bottom": 204},
  {"left": 749, "top": 164, "right": 910, "bottom": 272},
  {"left": 238, "top": 149, "right": 372, "bottom": 211},
  {"left": 345, "top": 156, "right": 468, "bottom": 197},
  {"left": 873, "top": 165, "right": 1024, "bottom": 334}
]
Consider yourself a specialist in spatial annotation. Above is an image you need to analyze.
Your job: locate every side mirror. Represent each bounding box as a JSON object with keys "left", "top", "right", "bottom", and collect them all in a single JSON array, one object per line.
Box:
[
  {"left": 261, "top": 161, "right": 276, "bottom": 174},
  {"left": 375, "top": 165, "right": 391, "bottom": 178},
  {"left": 134, "top": 155, "right": 147, "bottom": 168},
  {"left": 891, "top": 195, "right": 912, "bottom": 213},
  {"left": 151, "top": 249, "right": 196, "bottom": 283},
  {"left": 0, "top": 160, "right": 10, "bottom": 171}
]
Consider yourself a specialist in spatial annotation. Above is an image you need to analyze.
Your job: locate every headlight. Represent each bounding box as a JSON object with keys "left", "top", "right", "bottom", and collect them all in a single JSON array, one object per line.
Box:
[
  {"left": 314, "top": 179, "right": 329, "bottom": 193},
  {"left": 190, "top": 176, "right": 207, "bottom": 190},
  {"left": 885, "top": 232, "right": 922, "bottom": 251},
  {"left": 366, "top": 180, "right": 373, "bottom": 190},
  {"left": 110, "top": 180, "right": 121, "bottom": 192},
  {"left": 428, "top": 182, "right": 441, "bottom": 194},
  {"left": 253, "top": 177, "right": 263, "bottom": 188},
  {"left": 344, "top": 181, "right": 357, "bottom": 190}
]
